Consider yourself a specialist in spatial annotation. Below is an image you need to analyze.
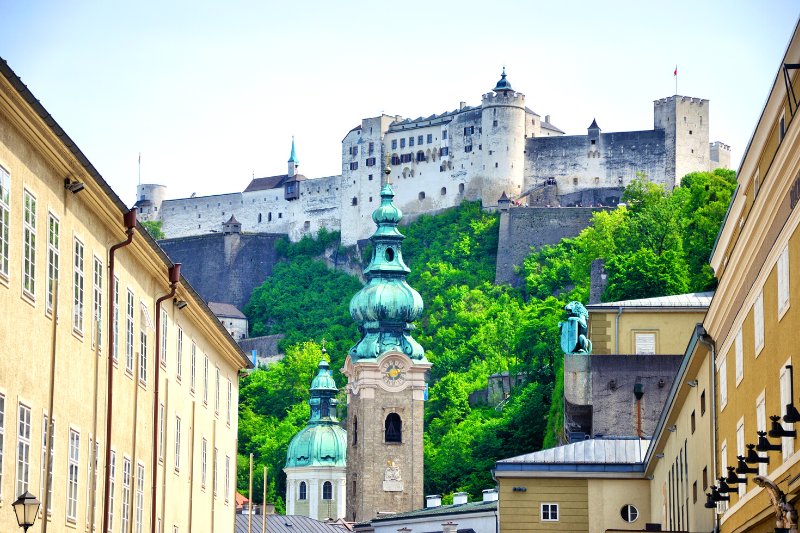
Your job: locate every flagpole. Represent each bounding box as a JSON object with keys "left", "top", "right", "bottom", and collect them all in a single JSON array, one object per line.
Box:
[
  {"left": 138, "top": 152, "right": 141, "bottom": 185},
  {"left": 675, "top": 65, "right": 677, "bottom": 95}
]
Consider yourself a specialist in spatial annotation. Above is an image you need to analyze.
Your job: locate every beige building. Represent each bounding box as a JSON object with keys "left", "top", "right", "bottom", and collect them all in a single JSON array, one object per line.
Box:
[
  {"left": 0, "top": 54, "right": 252, "bottom": 533},
  {"left": 704, "top": 15, "right": 800, "bottom": 533}
]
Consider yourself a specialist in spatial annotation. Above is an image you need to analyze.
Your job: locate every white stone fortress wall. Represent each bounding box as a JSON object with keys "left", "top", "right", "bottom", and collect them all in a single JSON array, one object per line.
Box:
[{"left": 136, "top": 74, "right": 730, "bottom": 247}]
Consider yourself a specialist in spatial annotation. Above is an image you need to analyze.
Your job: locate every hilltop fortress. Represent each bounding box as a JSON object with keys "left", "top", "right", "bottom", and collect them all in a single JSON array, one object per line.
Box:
[{"left": 137, "top": 70, "right": 730, "bottom": 247}]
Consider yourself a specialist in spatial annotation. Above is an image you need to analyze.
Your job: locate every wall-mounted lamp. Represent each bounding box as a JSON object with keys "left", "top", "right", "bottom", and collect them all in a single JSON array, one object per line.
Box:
[
  {"left": 667, "top": 425, "right": 677, "bottom": 432},
  {"left": 64, "top": 178, "right": 85, "bottom": 194},
  {"left": 174, "top": 297, "right": 188, "bottom": 310},
  {"left": 656, "top": 453, "right": 664, "bottom": 459},
  {"left": 687, "top": 380, "right": 698, "bottom": 387}
]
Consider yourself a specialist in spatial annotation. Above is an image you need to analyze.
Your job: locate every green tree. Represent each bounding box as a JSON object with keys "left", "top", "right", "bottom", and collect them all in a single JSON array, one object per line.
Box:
[{"left": 141, "top": 220, "right": 165, "bottom": 239}]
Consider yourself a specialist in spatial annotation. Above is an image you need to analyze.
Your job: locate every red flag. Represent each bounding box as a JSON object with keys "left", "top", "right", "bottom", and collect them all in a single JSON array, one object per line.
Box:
[{"left": 674, "top": 66, "right": 677, "bottom": 76}]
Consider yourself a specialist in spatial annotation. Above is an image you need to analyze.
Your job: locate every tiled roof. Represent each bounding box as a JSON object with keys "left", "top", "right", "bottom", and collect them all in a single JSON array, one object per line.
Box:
[
  {"left": 540, "top": 121, "right": 565, "bottom": 134},
  {"left": 369, "top": 500, "right": 497, "bottom": 523},
  {"left": 243, "top": 175, "right": 293, "bottom": 192},
  {"left": 587, "top": 291, "right": 714, "bottom": 309},
  {"left": 235, "top": 514, "right": 344, "bottom": 533},
  {"left": 208, "top": 302, "right": 247, "bottom": 319},
  {"left": 497, "top": 437, "right": 649, "bottom": 465}
]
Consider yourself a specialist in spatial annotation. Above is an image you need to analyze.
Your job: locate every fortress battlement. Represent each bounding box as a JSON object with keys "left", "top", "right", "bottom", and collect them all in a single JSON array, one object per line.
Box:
[
  {"left": 481, "top": 92, "right": 526, "bottom": 106},
  {"left": 654, "top": 96, "right": 708, "bottom": 106}
]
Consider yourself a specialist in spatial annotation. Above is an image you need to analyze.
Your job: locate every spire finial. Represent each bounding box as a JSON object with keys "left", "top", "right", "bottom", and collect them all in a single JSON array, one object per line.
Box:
[{"left": 288, "top": 137, "right": 299, "bottom": 164}]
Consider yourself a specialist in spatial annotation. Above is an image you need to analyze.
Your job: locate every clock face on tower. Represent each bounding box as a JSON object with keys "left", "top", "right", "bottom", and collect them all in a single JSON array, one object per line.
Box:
[{"left": 381, "top": 360, "right": 407, "bottom": 386}]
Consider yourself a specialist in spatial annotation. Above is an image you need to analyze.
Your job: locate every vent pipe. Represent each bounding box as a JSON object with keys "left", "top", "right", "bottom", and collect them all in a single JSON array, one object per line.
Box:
[
  {"left": 426, "top": 495, "right": 442, "bottom": 508},
  {"left": 482, "top": 488, "right": 498, "bottom": 502},
  {"left": 453, "top": 492, "right": 468, "bottom": 505}
]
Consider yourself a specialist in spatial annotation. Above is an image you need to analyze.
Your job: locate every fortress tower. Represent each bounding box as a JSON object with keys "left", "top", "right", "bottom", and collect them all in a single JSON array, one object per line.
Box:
[
  {"left": 341, "top": 185, "right": 431, "bottom": 523},
  {"left": 481, "top": 68, "right": 526, "bottom": 206},
  {"left": 134, "top": 183, "right": 167, "bottom": 222},
  {"left": 654, "top": 96, "right": 711, "bottom": 188}
]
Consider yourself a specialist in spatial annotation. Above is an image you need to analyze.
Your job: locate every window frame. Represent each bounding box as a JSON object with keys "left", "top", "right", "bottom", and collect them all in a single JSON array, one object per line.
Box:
[
  {"left": 201, "top": 438, "right": 207, "bottom": 489},
  {"left": 298, "top": 481, "right": 307, "bottom": 500},
  {"left": 22, "top": 189, "right": 37, "bottom": 300},
  {"left": 134, "top": 462, "right": 145, "bottom": 533},
  {"left": 754, "top": 290, "right": 764, "bottom": 356},
  {"left": 126, "top": 289, "right": 135, "bottom": 374},
  {"left": 174, "top": 415, "right": 181, "bottom": 473},
  {"left": 121, "top": 456, "right": 131, "bottom": 533},
  {"left": 73, "top": 237, "right": 85, "bottom": 334},
  {"left": 108, "top": 450, "right": 116, "bottom": 532},
  {"left": 16, "top": 402, "right": 32, "bottom": 497},
  {"left": 161, "top": 309, "right": 168, "bottom": 369},
  {"left": 67, "top": 428, "right": 81, "bottom": 523},
  {"left": 190, "top": 341, "right": 197, "bottom": 393},
  {"left": 40, "top": 413, "right": 55, "bottom": 514},
  {"left": 0, "top": 165, "right": 10, "bottom": 279},
  {"left": 322, "top": 481, "right": 333, "bottom": 500},
  {"left": 46, "top": 212, "right": 60, "bottom": 314},
  {"left": 540, "top": 503, "right": 559, "bottom": 521},
  {"left": 176, "top": 327, "right": 183, "bottom": 382},
  {"left": 0, "top": 393, "right": 5, "bottom": 500},
  {"left": 92, "top": 255, "right": 103, "bottom": 351}
]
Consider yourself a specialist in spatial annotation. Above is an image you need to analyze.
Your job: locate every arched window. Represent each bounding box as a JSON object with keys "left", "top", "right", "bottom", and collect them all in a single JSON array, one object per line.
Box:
[
  {"left": 459, "top": 183, "right": 465, "bottom": 193},
  {"left": 258, "top": 213, "right": 262, "bottom": 222},
  {"left": 299, "top": 481, "right": 307, "bottom": 500},
  {"left": 320, "top": 400, "right": 329, "bottom": 418},
  {"left": 440, "top": 187, "right": 446, "bottom": 195},
  {"left": 418, "top": 191, "right": 426, "bottom": 201},
  {"left": 323, "top": 481, "right": 333, "bottom": 500},
  {"left": 385, "top": 413, "right": 402, "bottom": 443},
  {"left": 353, "top": 416, "right": 358, "bottom": 445},
  {"left": 268, "top": 212, "right": 272, "bottom": 222}
]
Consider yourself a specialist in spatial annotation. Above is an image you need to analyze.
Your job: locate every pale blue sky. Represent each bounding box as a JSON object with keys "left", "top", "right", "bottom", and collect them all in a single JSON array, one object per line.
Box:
[{"left": 1, "top": 1, "right": 796, "bottom": 206}]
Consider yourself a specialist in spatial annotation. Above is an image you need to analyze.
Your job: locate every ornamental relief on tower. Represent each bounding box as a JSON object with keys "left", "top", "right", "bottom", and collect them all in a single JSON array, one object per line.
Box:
[{"left": 383, "top": 461, "right": 403, "bottom": 492}]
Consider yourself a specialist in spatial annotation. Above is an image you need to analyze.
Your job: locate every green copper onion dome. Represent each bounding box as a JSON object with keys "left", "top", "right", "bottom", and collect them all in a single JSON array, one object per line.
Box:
[
  {"left": 348, "top": 185, "right": 426, "bottom": 363},
  {"left": 492, "top": 67, "right": 514, "bottom": 93},
  {"left": 284, "top": 357, "right": 347, "bottom": 468}
]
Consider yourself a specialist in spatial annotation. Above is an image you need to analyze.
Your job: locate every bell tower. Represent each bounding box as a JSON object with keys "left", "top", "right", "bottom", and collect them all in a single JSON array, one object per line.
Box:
[{"left": 341, "top": 184, "right": 431, "bottom": 523}]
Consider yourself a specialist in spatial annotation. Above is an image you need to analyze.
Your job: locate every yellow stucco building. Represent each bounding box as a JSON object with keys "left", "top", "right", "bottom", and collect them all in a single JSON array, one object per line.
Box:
[{"left": 0, "top": 55, "right": 252, "bottom": 533}]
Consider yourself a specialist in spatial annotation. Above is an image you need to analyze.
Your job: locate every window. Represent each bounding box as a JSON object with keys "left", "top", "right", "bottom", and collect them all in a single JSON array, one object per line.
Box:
[
  {"left": 702, "top": 466, "right": 707, "bottom": 489},
  {"left": 778, "top": 246, "right": 790, "bottom": 316},
  {"left": 113, "top": 278, "right": 119, "bottom": 362},
  {"left": 719, "top": 356, "right": 728, "bottom": 409},
  {"left": 74, "top": 239, "right": 84, "bottom": 333},
  {"left": 299, "top": 481, "right": 307, "bottom": 500},
  {"left": 121, "top": 457, "right": 131, "bottom": 533},
  {"left": 0, "top": 395, "right": 5, "bottom": 499},
  {"left": 691, "top": 411, "right": 696, "bottom": 433},
  {"left": 416, "top": 152, "right": 425, "bottom": 162},
  {"left": 177, "top": 327, "right": 183, "bottom": 381},
  {"left": 735, "top": 327, "right": 743, "bottom": 385},
  {"left": 350, "top": 162, "right": 358, "bottom": 170},
  {"left": 385, "top": 413, "right": 402, "bottom": 442},
  {"left": 736, "top": 418, "right": 745, "bottom": 497},
  {"left": 204, "top": 355, "right": 209, "bottom": 405},
  {"left": 573, "top": 177, "right": 578, "bottom": 185},
  {"left": 126, "top": 291, "right": 135, "bottom": 373},
  {"left": 368, "top": 175, "right": 373, "bottom": 181},
  {"left": 441, "top": 187, "right": 446, "bottom": 195},
  {"left": 47, "top": 214, "right": 59, "bottom": 312},
  {"left": 268, "top": 212, "right": 272, "bottom": 222},
  {"left": 418, "top": 192, "right": 425, "bottom": 201},
  {"left": 719, "top": 441, "right": 729, "bottom": 512},
  {"left": 409, "top": 137, "right": 414, "bottom": 147},
  {"left": 135, "top": 464, "right": 145, "bottom": 533},
  {"left": 161, "top": 310, "right": 168, "bottom": 368},
  {"left": 108, "top": 451, "right": 116, "bottom": 531},
  {"left": 227, "top": 380, "right": 232, "bottom": 426},
  {"left": 392, "top": 140, "right": 397, "bottom": 149},
  {"left": 780, "top": 361, "right": 795, "bottom": 459},
  {"left": 67, "top": 429, "right": 80, "bottom": 522},
  {"left": 400, "top": 139, "right": 406, "bottom": 148},
  {"left": 140, "top": 319, "right": 148, "bottom": 385},
  {"left": 541, "top": 504, "right": 558, "bottom": 521},
  {"left": 86, "top": 439, "right": 99, "bottom": 528},
  {"left": 701, "top": 390, "right": 706, "bottom": 415},
  {"left": 459, "top": 183, "right": 464, "bottom": 193},
  {"left": 94, "top": 256, "right": 103, "bottom": 346},
  {"left": 349, "top": 146, "right": 358, "bottom": 155},
  {"left": 464, "top": 126, "right": 474, "bottom": 135},
  {"left": 174, "top": 416, "right": 181, "bottom": 471},
  {"left": 201, "top": 439, "right": 207, "bottom": 488},
  {"left": 353, "top": 416, "right": 358, "bottom": 446},
  {"left": 443, "top": 130, "right": 448, "bottom": 139},
  {"left": 225, "top": 456, "right": 230, "bottom": 502},
  {"left": 158, "top": 404, "right": 165, "bottom": 462},
  {"left": 440, "top": 147, "right": 449, "bottom": 156},
  {"left": 391, "top": 156, "right": 400, "bottom": 166},
  {"left": 464, "top": 145, "right": 473, "bottom": 153},
  {"left": 757, "top": 391, "right": 767, "bottom": 476},
  {"left": 621, "top": 505, "right": 638, "bottom": 523},
  {"left": 215, "top": 367, "right": 220, "bottom": 414},
  {"left": 427, "top": 134, "right": 432, "bottom": 143},
  {"left": 16, "top": 403, "right": 31, "bottom": 496},
  {"left": 635, "top": 333, "right": 656, "bottom": 355},
  {"left": 418, "top": 135, "right": 423, "bottom": 145},
  {"left": 191, "top": 342, "right": 197, "bottom": 392},
  {"left": 754, "top": 291, "right": 764, "bottom": 354},
  {"left": 366, "top": 158, "right": 376, "bottom": 167},
  {"left": 22, "top": 190, "right": 36, "bottom": 297},
  {"left": 493, "top": 120, "right": 498, "bottom": 127},
  {"left": 213, "top": 448, "right": 218, "bottom": 496},
  {"left": 278, "top": 213, "right": 282, "bottom": 219},
  {"left": 0, "top": 166, "right": 9, "bottom": 277},
  {"left": 323, "top": 481, "right": 333, "bottom": 500},
  {"left": 369, "top": 142, "right": 374, "bottom": 152},
  {"left": 401, "top": 153, "right": 412, "bottom": 163}
]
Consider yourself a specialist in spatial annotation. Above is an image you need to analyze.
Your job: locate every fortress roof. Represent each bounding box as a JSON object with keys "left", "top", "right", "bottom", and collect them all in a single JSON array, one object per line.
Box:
[
  {"left": 588, "top": 118, "right": 601, "bottom": 130},
  {"left": 207, "top": 302, "right": 246, "bottom": 319},
  {"left": 541, "top": 120, "right": 565, "bottom": 134},
  {"left": 243, "top": 174, "right": 305, "bottom": 192}
]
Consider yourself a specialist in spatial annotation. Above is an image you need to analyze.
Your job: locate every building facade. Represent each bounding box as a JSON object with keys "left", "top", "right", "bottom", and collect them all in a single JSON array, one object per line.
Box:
[
  {"left": 283, "top": 358, "right": 347, "bottom": 521},
  {"left": 136, "top": 71, "right": 730, "bottom": 247},
  {"left": 340, "top": 185, "right": 431, "bottom": 523},
  {"left": 0, "top": 55, "right": 252, "bottom": 533}
]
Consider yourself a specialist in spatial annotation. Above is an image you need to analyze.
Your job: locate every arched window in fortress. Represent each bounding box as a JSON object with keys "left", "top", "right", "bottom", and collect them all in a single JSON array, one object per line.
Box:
[
  {"left": 385, "top": 413, "right": 402, "bottom": 443},
  {"left": 441, "top": 187, "right": 446, "bottom": 195},
  {"left": 418, "top": 192, "right": 426, "bottom": 201},
  {"left": 258, "top": 213, "right": 262, "bottom": 223},
  {"left": 268, "top": 213, "right": 272, "bottom": 222},
  {"left": 459, "top": 184, "right": 464, "bottom": 193}
]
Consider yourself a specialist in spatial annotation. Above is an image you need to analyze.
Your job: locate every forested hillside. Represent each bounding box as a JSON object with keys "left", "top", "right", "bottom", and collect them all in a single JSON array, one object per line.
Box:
[{"left": 236, "top": 169, "right": 737, "bottom": 511}]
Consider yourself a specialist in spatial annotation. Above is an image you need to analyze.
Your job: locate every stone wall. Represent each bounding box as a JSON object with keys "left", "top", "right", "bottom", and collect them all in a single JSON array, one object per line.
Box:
[
  {"left": 239, "top": 334, "right": 286, "bottom": 368},
  {"left": 159, "top": 232, "right": 284, "bottom": 311},
  {"left": 495, "top": 206, "right": 610, "bottom": 287}
]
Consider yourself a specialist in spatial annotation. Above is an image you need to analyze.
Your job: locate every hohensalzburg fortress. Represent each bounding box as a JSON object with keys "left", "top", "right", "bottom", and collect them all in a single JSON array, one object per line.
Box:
[{"left": 135, "top": 70, "right": 730, "bottom": 246}]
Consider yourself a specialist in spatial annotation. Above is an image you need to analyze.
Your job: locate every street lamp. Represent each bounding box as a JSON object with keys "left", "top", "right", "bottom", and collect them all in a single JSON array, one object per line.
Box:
[{"left": 12, "top": 491, "right": 41, "bottom": 532}]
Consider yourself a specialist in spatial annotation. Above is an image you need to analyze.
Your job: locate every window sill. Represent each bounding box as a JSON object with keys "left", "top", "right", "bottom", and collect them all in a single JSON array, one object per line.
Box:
[
  {"left": 138, "top": 379, "right": 148, "bottom": 391},
  {"left": 66, "top": 519, "right": 77, "bottom": 529},
  {"left": 0, "top": 271, "right": 9, "bottom": 288},
  {"left": 383, "top": 441, "right": 403, "bottom": 445},
  {"left": 21, "top": 291, "right": 36, "bottom": 308},
  {"left": 125, "top": 369, "right": 134, "bottom": 380},
  {"left": 72, "top": 328, "right": 84, "bottom": 342}
]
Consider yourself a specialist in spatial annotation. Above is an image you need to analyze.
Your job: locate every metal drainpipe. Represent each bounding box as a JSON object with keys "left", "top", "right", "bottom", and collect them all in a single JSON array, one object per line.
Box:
[
  {"left": 615, "top": 307, "right": 624, "bottom": 354},
  {"left": 151, "top": 264, "right": 181, "bottom": 533},
  {"left": 698, "top": 332, "right": 718, "bottom": 533},
  {"left": 102, "top": 208, "right": 137, "bottom": 533}
]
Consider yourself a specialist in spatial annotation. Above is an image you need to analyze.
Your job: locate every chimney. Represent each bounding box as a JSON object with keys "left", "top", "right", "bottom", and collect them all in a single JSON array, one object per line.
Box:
[
  {"left": 545, "top": 115, "right": 550, "bottom": 123},
  {"left": 453, "top": 492, "right": 468, "bottom": 505},
  {"left": 442, "top": 522, "right": 458, "bottom": 533},
  {"left": 426, "top": 495, "right": 442, "bottom": 508},
  {"left": 263, "top": 503, "right": 275, "bottom": 515},
  {"left": 482, "top": 488, "right": 498, "bottom": 502},
  {"left": 460, "top": 101, "right": 466, "bottom": 110}
]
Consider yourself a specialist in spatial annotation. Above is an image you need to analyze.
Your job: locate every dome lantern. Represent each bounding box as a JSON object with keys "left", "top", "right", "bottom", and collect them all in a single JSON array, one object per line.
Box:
[{"left": 492, "top": 66, "right": 514, "bottom": 95}]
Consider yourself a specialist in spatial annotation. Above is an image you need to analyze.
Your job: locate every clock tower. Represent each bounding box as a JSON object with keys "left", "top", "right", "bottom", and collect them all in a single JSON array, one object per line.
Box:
[{"left": 341, "top": 184, "right": 431, "bottom": 523}]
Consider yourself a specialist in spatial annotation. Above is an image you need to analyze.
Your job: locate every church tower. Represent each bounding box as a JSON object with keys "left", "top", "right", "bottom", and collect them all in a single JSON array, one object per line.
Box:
[{"left": 341, "top": 184, "right": 431, "bottom": 523}]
